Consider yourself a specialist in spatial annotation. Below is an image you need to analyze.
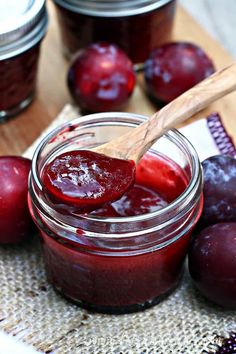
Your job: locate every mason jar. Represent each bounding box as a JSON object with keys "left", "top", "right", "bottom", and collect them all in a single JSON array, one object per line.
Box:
[
  {"left": 53, "top": 0, "right": 176, "bottom": 63},
  {"left": 0, "top": 0, "right": 48, "bottom": 120},
  {"left": 28, "top": 112, "right": 203, "bottom": 314}
]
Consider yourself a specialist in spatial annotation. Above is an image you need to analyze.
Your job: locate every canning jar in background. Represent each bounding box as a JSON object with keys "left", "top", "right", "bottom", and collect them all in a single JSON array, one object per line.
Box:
[
  {"left": 0, "top": 0, "right": 48, "bottom": 121},
  {"left": 52, "top": 0, "right": 176, "bottom": 64},
  {"left": 29, "top": 112, "right": 203, "bottom": 314}
]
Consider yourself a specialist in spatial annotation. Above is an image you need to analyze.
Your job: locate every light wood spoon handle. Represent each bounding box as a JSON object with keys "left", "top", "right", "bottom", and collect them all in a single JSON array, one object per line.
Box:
[{"left": 94, "top": 63, "right": 236, "bottom": 163}]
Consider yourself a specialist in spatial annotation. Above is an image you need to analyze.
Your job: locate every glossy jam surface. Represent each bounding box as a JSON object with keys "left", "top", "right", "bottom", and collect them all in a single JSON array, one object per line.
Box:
[
  {"left": 35, "top": 152, "right": 201, "bottom": 313},
  {"left": 92, "top": 184, "right": 168, "bottom": 217},
  {"left": 42, "top": 150, "right": 136, "bottom": 212},
  {"left": 91, "top": 152, "right": 186, "bottom": 217},
  {"left": 54, "top": 1, "right": 176, "bottom": 63},
  {"left": 0, "top": 44, "right": 41, "bottom": 119}
]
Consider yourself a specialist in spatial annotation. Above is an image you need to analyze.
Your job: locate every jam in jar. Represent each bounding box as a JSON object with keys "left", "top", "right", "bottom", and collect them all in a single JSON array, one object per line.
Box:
[
  {"left": 29, "top": 112, "right": 203, "bottom": 314},
  {"left": 0, "top": 0, "right": 48, "bottom": 120},
  {"left": 52, "top": 0, "right": 176, "bottom": 63}
]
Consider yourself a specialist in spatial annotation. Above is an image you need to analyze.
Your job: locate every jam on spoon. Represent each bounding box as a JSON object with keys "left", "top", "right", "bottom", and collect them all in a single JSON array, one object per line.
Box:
[{"left": 42, "top": 150, "right": 135, "bottom": 212}]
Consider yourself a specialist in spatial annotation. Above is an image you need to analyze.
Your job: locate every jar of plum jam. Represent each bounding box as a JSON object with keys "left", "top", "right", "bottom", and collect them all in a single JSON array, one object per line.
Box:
[
  {"left": 29, "top": 112, "right": 203, "bottom": 314},
  {"left": 0, "top": 0, "right": 48, "bottom": 120},
  {"left": 52, "top": 0, "right": 176, "bottom": 63}
]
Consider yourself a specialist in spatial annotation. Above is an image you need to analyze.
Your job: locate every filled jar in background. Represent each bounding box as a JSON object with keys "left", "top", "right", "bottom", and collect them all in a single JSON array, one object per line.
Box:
[
  {"left": 53, "top": 0, "right": 176, "bottom": 63},
  {"left": 29, "top": 112, "right": 203, "bottom": 314},
  {"left": 0, "top": 0, "right": 48, "bottom": 121}
]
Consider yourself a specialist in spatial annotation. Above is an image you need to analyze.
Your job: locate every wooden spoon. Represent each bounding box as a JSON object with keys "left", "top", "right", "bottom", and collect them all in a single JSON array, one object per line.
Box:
[{"left": 94, "top": 63, "right": 236, "bottom": 163}]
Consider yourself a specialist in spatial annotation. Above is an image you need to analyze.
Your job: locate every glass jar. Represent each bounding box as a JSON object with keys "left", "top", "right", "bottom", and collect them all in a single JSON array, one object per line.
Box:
[
  {"left": 53, "top": 0, "right": 176, "bottom": 64},
  {"left": 29, "top": 112, "right": 203, "bottom": 314},
  {"left": 0, "top": 0, "right": 48, "bottom": 121}
]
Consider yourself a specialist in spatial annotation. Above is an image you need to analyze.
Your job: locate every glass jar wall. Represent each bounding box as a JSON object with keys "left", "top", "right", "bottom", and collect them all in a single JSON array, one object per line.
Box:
[
  {"left": 29, "top": 112, "right": 203, "bottom": 314},
  {"left": 53, "top": 0, "right": 176, "bottom": 63}
]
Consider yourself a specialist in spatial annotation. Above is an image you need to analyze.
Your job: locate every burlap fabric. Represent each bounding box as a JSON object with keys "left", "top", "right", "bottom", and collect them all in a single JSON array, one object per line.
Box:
[{"left": 0, "top": 106, "right": 235, "bottom": 354}]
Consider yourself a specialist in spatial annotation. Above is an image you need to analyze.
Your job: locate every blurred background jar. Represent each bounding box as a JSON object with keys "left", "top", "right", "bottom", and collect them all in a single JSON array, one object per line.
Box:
[
  {"left": 0, "top": 0, "right": 48, "bottom": 121},
  {"left": 53, "top": 0, "right": 176, "bottom": 64}
]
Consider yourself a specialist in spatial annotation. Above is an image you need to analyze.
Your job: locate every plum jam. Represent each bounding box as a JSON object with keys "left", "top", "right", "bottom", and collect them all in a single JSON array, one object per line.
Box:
[
  {"left": 52, "top": 0, "right": 176, "bottom": 63},
  {"left": 29, "top": 112, "right": 203, "bottom": 313},
  {"left": 0, "top": 0, "right": 48, "bottom": 120},
  {"left": 42, "top": 150, "right": 136, "bottom": 212}
]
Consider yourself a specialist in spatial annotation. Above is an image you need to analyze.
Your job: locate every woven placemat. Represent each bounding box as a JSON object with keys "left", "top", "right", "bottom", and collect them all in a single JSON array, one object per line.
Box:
[{"left": 0, "top": 106, "right": 235, "bottom": 354}]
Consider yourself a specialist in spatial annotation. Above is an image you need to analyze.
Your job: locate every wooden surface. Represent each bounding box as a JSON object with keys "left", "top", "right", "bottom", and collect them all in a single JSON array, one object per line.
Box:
[
  {"left": 180, "top": 0, "right": 236, "bottom": 58},
  {"left": 0, "top": 2, "right": 236, "bottom": 156}
]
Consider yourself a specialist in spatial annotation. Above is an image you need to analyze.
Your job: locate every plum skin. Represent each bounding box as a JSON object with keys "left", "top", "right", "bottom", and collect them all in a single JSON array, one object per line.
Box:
[
  {"left": 200, "top": 155, "right": 236, "bottom": 228},
  {"left": 144, "top": 42, "right": 215, "bottom": 103},
  {"left": 67, "top": 42, "right": 136, "bottom": 112},
  {"left": 188, "top": 222, "right": 236, "bottom": 308},
  {"left": 0, "top": 156, "right": 34, "bottom": 244}
]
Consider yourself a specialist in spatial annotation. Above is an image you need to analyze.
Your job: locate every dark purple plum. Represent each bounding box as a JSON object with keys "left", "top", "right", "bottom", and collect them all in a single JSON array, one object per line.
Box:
[
  {"left": 144, "top": 42, "right": 215, "bottom": 104},
  {"left": 188, "top": 222, "right": 236, "bottom": 308},
  {"left": 200, "top": 155, "right": 236, "bottom": 228},
  {"left": 0, "top": 156, "right": 34, "bottom": 244},
  {"left": 67, "top": 42, "right": 136, "bottom": 112}
]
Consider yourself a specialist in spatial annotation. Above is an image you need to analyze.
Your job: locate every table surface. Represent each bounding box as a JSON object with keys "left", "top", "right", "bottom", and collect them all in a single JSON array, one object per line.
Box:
[
  {"left": 180, "top": 0, "right": 236, "bottom": 58},
  {"left": 0, "top": 1, "right": 236, "bottom": 156}
]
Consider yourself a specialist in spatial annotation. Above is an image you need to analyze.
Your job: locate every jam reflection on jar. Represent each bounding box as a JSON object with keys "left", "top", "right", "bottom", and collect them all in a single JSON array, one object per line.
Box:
[
  {"left": 0, "top": 0, "right": 48, "bottom": 120},
  {"left": 29, "top": 112, "right": 203, "bottom": 314},
  {"left": 53, "top": 0, "right": 176, "bottom": 63}
]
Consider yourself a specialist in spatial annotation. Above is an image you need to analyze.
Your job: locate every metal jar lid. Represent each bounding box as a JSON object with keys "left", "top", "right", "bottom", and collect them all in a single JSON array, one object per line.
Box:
[
  {"left": 0, "top": 0, "right": 48, "bottom": 60},
  {"left": 53, "top": 0, "right": 174, "bottom": 17}
]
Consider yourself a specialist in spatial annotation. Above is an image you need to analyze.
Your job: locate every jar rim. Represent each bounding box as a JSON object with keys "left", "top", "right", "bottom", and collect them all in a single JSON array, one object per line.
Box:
[
  {"left": 0, "top": 0, "right": 48, "bottom": 60},
  {"left": 31, "top": 112, "right": 202, "bottom": 236},
  {"left": 53, "top": 0, "right": 174, "bottom": 17}
]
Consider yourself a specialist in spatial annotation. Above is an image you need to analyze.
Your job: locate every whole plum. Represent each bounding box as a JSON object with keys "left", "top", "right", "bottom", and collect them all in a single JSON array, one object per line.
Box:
[
  {"left": 188, "top": 222, "right": 236, "bottom": 308},
  {"left": 67, "top": 42, "right": 136, "bottom": 112},
  {"left": 144, "top": 42, "right": 215, "bottom": 104},
  {"left": 200, "top": 154, "right": 236, "bottom": 228},
  {"left": 0, "top": 156, "right": 34, "bottom": 244}
]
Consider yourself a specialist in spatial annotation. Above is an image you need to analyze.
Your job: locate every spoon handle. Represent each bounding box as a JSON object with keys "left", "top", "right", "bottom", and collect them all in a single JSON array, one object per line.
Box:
[{"left": 124, "top": 62, "right": 236, "bottom": 162}]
